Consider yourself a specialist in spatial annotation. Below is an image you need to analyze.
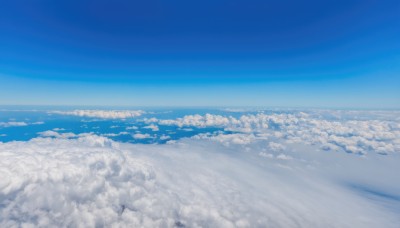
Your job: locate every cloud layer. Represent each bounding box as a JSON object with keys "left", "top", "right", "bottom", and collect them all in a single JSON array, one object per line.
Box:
[
  {"left": 145, "top": 111, "right": 400, "bottom": 155},
  {"left": 1, "top": 132, "right": 399, "bottom": 227}
]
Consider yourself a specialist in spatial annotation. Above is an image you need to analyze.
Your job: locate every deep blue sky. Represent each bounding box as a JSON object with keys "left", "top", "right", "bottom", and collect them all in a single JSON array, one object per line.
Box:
[{"left": 0, "top": 0, "right": 399, "bottom": 107}]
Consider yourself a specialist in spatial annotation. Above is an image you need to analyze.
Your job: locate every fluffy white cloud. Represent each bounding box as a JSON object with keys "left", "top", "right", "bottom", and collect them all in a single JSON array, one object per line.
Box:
[
  {"left": 193, "top": 133, "right": 258, "bottom": 146},
  {"left": 151, "top": 111, "right": 400, "bottom": 155},
  {"left": 143, "top": 124, "right": 159, "bottom": 131},
  {"left": 49, "top": 110, "right": 145, "bottom": 119},
  {"left": 38, "top": 130, "right": 86, "bottom": 139},
  {"left": 0, "top": 134, "right": 399, "bottom": 227}
]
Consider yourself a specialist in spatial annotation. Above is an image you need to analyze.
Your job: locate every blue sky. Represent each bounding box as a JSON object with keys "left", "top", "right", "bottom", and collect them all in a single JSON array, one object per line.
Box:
[{"left": 0, "top": 0, "right": 399, "bottom": 108}]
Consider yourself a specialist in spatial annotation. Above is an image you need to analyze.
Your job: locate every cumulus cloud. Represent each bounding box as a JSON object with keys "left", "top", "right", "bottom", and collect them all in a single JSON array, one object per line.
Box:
[
  {"left": 151, "top": 111, "right": 400, "bottom": 155},
  {"left": 49, "top": 110, "right": 145, "bottom": 119},
  {"left": 38, "top": 130, "right": 82, "bottom": 139},
  {"left": 193, "top": 132, "right": 258, "bottom": 146},
  {"left": 0, "top": 134, "right": 399, "bottom": 227}
]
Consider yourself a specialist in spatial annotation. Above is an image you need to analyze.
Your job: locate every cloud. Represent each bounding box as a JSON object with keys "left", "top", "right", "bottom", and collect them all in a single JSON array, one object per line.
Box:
[
  {"left": 193, "top": 132, "right": 257, "bottom": 146},
  {"left": 159, "top": 135, "right": 171, "bottom": 140},
  {"left": 0, "top": 121, "right": 44, "bottom": 128},
  {"left": 143, "top": 124, "right": 159, "bottom": 131},
  {"left": 132, "top": 133, "right": 153, "bottom": 139},
  {"left": 52, "top": 128, "right": 66, "bottom": 131},
  {"left": 102, "top": 132, "right": 130, "bottom": 137},
  {"left": 0, "top": 134, "right": 399, "bottom": 227},
  {"left": 276, "top": 153, "right": 293, "bottom": 160},
  {"left": 49, "top": 110, "right": 145, "bottom": 119},
  {"left": 0, "top": 121, "right": 28, "bottom": 127},
  {"left": 151, "top": 111, "right": 400, "bottom": 155},
  {"left": 38, "top": 130, "right": 80, "bottom": 139}
]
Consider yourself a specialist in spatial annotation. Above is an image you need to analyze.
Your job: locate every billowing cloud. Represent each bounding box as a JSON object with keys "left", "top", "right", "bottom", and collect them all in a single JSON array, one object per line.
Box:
[
  {"left": 0, "top": 134, "right": 399, "bottom": 227},
  {"left": 49, "top": 110, "right": 145, "bottom": 119},
  {"left": 150, "top": 111, "right": 400, "bottom": 155}
]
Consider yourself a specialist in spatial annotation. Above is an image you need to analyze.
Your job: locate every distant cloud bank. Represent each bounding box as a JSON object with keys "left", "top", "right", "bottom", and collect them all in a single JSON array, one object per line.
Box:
[
  {"left": 144, "top": 111, "right": 400, "bottom": 155},
  {"left": 49, "top": 110, "right": 145, "bottom": 119}
]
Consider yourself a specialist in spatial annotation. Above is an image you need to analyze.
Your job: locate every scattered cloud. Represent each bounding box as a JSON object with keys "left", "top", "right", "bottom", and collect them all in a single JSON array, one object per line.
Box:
[{"left": 151, "top": 111, "right": 400, "bottom": 155}]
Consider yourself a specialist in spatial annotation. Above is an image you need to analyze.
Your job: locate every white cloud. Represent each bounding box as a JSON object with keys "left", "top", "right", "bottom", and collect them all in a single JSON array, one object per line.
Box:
[
  {"left": 152, "top": 111, "right": 400, "bottom": 155},
  {"left": 52, "top": 128, "right": 66, "bottom": 131},
  {"left": 268, "top": 142, "right": 285, "bottom": 151},
  {"left": 259, "top": 152, "right": 274, "bottom": 158},
  {"left": 159, "top": 135, "right": 171, "bottom": 140},
  {"left": 126, "top": 126, "right": 139, "bottom": 130},
  {"left": 0, "top": 134, "right": 399, "bottom": 227},
  {"left": 179, "top": 128, "right": 193, "bottom": 131},
  {"left": 276, "top": 153, "right": 293, "bottom": 160},
  {"left": 0, "top": 121, "right": 44, "bottom": 128},
  {"left": 193, "top": 133, "right": 257, "bottom": 146},
  {"left": 38, "top": 130, "right": 79, "bottom": 139},
  {"left": 132, "top": 133, "right": 153, "bottom": 139},
  {"left": 49, "top": 110, "right": 145, "bottom": 119},
  {"left": 0, "top": 121, "right": 28, "bottom": 127},
  {"left": 102, "top": 132, "right": 129, "bottom": 137},
  {"left": 143, "top": 124, "right": 159, "bottom": 131}
]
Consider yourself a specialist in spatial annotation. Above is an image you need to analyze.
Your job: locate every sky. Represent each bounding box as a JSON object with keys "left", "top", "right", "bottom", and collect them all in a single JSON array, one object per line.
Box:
[{"left": 0, "top": 0, "right": 399, "bottom": 108}]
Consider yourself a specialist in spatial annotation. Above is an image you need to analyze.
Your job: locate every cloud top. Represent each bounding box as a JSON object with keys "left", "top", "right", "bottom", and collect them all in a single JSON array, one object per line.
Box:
[{"left": 1, "top": 132, "right": 399, "bottom": 227}]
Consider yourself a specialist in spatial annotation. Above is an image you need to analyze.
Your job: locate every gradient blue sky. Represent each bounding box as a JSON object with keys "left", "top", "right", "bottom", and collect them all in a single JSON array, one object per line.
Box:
[{"left": 0, "top": 0, "right": 399, "bottom": 108}]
